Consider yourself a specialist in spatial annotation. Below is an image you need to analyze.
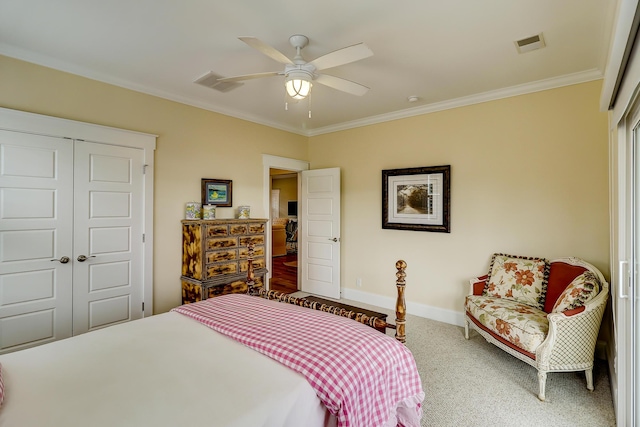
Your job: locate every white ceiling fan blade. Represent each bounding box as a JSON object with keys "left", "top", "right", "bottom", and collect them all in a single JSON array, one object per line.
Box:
[
  {"left": 238, "top": 37, "right": 294, "bottom": 65},
  {"left": 310, "top": 43, "right": 373, "bottom": 71},
  {"left": 314, "top": 74, "right": 370, "bottom": 96},
  {"left": 217, "top": 71, "right": 282, "bottom": 83}
]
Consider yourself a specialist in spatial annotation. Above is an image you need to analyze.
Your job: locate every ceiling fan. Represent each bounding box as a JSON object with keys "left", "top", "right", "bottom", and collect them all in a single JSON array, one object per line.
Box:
[{"left": 217, "top": 35, "right": 373, "bottom": 100}]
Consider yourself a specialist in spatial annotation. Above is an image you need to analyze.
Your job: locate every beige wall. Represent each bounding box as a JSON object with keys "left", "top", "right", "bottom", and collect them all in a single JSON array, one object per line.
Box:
[
  {"left": 309, "top": 80, "right": 609, "bottom": 312},
  {"left": 1, "top": 55, "right": 609, "bottom": 318},
  {"left": 0, "top": 55, "right": 308, "bottom": 314}
]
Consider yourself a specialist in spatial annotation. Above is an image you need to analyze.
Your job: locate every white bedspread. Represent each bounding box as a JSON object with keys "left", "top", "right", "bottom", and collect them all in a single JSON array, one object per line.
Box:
[{"left": 0, "top": 312, "right": 335, "bottom": 427}]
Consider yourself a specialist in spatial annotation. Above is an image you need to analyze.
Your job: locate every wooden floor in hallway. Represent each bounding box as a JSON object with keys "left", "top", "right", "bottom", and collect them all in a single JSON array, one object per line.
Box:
[{"left": 270, "top": 253, "right": 298, "bottom": 294}]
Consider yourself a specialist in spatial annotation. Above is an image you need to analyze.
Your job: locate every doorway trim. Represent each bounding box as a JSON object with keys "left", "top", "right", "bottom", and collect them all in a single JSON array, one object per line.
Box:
[{"left": 262, "top": 154, "right": 309, "bottom": 287}]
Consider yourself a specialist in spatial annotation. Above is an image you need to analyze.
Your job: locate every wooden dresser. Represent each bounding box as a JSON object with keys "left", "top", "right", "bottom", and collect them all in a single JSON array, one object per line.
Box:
[{"left": 180, "top": 219, "right": 268, "bottom": 304}]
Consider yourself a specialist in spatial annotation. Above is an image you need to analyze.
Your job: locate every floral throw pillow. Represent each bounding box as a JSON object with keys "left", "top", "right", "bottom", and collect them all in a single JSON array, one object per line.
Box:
[
  {"left": 552, "top": 271, "right": 600, "bottom": 313},
  {"left": 483, "top": 253, "right": 550, "bottom": 310}
]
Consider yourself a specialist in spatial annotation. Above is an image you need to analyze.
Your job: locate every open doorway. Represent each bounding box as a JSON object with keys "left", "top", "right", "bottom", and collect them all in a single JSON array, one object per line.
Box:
[
  {"left": 263, "top": 155, "right": 341, "bottom": 299},
  {"left": 262, "top": 155, "right": 308, "bottom": 295},
  {"left": 269, "top": 168, "right": 298, "bottom": 294}
]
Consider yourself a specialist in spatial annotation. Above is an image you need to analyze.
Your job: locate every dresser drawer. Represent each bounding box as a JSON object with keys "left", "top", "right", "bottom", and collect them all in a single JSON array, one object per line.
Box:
[
  {"left": 206, "top": 237, "right": 238, "bottom": 250},
  {"left": 239, "top": 245, "right": 265, "bottom": 258},
  {"left": 239, "top": 257, "right": 265, "bottom": 272},
  {"left": 230, "top": 224, "right": 248, "bottom": 235},
  {"left": 239, "top": 235, "right": 264, "bottom": 247},
  {"left": 181, "top": 275, "right": 264, "bottom": 304},
  {"left": 206, "top": 224, "right": 229, "bottom": 237},
  {"left": 248, "top": 223, "right": 265, "bottom": 234},
  {"left": 205, "top": 262, "right": 238, "bottom": 278},
  {"left": 207, "top": 276, "right": 264, "bottom": 298},
  {"left": 205, "top": 249, "right": 237, "bottom": 263}
]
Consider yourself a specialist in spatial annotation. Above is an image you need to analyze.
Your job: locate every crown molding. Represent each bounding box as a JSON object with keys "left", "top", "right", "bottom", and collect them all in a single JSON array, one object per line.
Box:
[
  {"left": 0, "top": 44, "right": 307, "bottom": 136},
  {"left": 307, "top": 69, "right": 604, "bottom": 136},
  {"left": 1, "top": 44, "right": 603, "bottom": 138}
]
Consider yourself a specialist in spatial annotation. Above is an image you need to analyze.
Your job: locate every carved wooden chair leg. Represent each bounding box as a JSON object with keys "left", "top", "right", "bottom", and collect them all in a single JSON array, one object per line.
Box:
[
  {"left": 585, "top": 368, "right": 594, "bottom": 391},
  {"left": 537, "top": 371, "right": 547, "bottom": 401}
]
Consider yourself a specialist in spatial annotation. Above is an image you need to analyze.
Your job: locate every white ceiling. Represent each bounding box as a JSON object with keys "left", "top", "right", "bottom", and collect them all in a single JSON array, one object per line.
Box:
[{"left": 0, "top": 0, "right": 617, "bottom": 136}]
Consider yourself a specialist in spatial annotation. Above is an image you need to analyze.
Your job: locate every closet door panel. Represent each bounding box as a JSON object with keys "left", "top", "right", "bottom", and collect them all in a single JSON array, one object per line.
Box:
[
  {"left": 72, "top": 141, "right": 144, "bottom": 334},
  {"left": 0, "top": 130, "right": 73, "bottom": 352}
]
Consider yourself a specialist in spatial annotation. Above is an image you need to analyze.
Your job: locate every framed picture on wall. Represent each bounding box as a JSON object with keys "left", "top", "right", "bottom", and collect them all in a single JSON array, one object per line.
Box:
[
  {"left": 382, "top": 165, "right": 450, "bottom": 232},
  {"left": 201, "top": 178, "right": 233, "bottom": 207}
]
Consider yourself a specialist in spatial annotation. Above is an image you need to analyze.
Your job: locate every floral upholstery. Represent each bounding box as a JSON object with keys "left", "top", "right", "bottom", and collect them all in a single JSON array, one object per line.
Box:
[
  {"left": 483, "top": 253, "right": 550, "bottom": 310},
  {"left": 552, "top": 271, "right": 600, "bottom": 313},
  {"left": 465, "top": 295, "right": 548, "bottom": 354},
  {"left": 465, "top": 256, "right": 609, "bottom": 401}
]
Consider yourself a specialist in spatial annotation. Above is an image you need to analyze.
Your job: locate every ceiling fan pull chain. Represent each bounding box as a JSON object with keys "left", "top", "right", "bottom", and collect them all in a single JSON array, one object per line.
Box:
[{"left": 308, "top": 92, "right": 312, "bottom": 119}]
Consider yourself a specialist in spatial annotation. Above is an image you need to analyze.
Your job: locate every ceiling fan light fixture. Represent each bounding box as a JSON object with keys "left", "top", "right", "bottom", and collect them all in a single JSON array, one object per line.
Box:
[{"left": 285, "top": 70, "right": 313, "bottom": 100}]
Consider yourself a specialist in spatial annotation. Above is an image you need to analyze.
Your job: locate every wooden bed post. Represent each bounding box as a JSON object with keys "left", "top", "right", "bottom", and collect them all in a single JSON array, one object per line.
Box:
[
  {"left": 395, "top": 260, "right": 407, "bottom": 344},
  {"left": 246, "top": 243, "right": 256, "bottom": 295}
]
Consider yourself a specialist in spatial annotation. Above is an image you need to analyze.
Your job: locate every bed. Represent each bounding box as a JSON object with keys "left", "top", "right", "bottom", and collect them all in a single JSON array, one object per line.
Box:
[{"left": 0, "top": 261, "right": 423, "bottom": 427}]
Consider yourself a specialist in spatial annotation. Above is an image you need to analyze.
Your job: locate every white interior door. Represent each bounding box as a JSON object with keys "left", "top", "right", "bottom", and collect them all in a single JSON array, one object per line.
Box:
[
  {"left": 271, "top": 188, "right": 280, "bottom": 219},
  {"left": 300, "top": 168, "right": 341, "bottom": 299},
  {"left": 0, "top": 130, "right": 74, "bottom": 352},
  {"left": 72, "top": 141, "right": 144, "bottom": 335}
]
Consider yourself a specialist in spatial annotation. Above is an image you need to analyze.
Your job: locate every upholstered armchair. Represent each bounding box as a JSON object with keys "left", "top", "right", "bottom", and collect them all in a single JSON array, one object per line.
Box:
[{"left": 464, "top": 255, "right": 609, "bottom": 401}]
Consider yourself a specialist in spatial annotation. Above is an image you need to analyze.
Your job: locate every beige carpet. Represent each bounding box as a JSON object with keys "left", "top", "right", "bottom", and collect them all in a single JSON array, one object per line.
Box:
[{"left": 318, "top": 295, "right": 616, "bottom": 427}]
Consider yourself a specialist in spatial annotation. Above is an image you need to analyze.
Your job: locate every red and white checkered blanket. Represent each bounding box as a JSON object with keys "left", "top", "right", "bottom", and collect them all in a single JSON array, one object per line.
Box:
[{"left": 173, "top": 294, "right": 424, "bottom": 427}]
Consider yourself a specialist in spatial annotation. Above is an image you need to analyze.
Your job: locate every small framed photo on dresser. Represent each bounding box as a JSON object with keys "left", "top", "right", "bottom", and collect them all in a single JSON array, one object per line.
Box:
[{"left": 201, "top": 178, "right": 233, "bottom": 207}]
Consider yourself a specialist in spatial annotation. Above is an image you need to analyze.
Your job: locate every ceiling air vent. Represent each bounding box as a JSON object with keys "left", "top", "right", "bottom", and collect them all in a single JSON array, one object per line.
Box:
[
  {"left": 194, "top": 71, "right": 244, "bottom": 93},
  {"left": 514, "top": 33, "right": 545, "bottom": 54}
]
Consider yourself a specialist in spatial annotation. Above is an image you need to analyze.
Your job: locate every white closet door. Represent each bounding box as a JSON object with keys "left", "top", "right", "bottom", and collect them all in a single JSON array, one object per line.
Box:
[
  {"left": 72, "top": 141, "right": 145, "bottom": 335},
  {"left": 0, "top": 130, "right": 74, "bottom": 352}
]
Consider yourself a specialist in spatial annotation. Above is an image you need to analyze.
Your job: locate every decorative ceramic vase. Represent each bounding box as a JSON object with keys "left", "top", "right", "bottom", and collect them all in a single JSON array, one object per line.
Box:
[
  {"left": 185, "top": 202, "right": 202, "bottom": 220},
  {"left": 238, "top": 206, "right": 250, "bottom": 219},
  {"left": 202, "top": 204, "right": 216, "bottom": 219}
]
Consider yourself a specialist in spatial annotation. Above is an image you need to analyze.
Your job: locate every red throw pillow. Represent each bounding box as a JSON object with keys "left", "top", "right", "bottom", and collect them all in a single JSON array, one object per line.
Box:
[{"left": 544, "top": 262, "right": 587, "bottom": 313}]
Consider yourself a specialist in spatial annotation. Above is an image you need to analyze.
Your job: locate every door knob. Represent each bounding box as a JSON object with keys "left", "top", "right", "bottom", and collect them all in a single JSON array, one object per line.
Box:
[
  {"left": 77, "top": 255, "right": 96, "bottom": 262},
  {"left": 328, "top": 237, "right": 339, "bottom": 242},
  {"left": 51, "top": 256, "right": 70, "bottom": 264}
]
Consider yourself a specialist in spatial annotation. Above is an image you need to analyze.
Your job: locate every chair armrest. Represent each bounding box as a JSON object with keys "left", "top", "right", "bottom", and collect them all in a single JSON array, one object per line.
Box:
[
  {"left": 468, "top": 275, "right": 488, "bottom": 295},
  {"left": 536, "top": 289, "right": 608, "bottom": 370}
]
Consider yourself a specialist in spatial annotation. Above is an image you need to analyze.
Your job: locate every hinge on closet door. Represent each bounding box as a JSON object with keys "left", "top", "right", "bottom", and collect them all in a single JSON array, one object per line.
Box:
[
  {"left": 143, "top": 164, "right": 148, "bottom": 174},
  {"left": 142, "top": 302, "right": 145, "bottom": 312},
  {"left": 142, "top": 233, "right": 145, "bottom": 243}
]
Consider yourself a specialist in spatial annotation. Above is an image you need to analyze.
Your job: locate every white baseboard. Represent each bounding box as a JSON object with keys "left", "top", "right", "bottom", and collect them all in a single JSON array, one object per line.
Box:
[{"left": 341, "top": 287, "right": 466, "bottom": 327}]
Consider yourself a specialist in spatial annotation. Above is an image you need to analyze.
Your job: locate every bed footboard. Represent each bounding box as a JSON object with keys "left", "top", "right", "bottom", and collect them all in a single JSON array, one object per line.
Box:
[{"left": 257, "top": 260, "right": 408, "bottom": 343}]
